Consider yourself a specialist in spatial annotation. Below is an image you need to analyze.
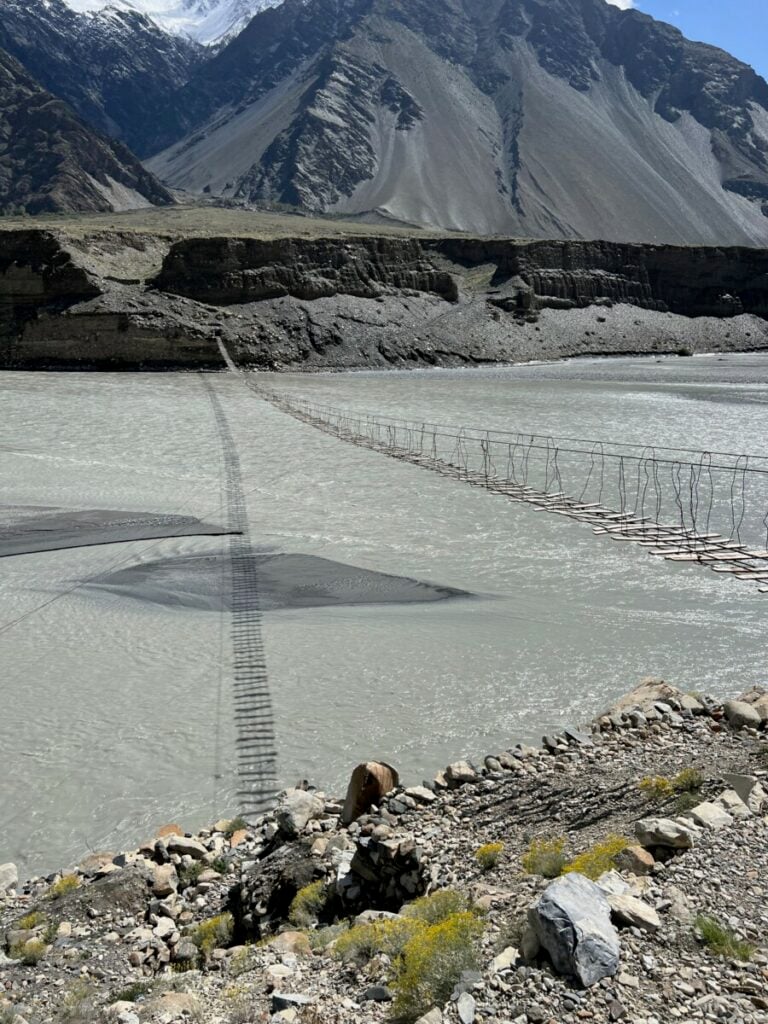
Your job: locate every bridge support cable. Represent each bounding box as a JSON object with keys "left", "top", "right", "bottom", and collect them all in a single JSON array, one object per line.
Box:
[{"left": 254, "top": 385, "right": 768, "bottom": 594}]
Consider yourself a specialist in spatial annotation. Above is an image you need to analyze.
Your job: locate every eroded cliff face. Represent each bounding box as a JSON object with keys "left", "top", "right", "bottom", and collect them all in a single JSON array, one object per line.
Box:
[
  {"left": 153, "top": 236, "right": 459, "bottom": 304},
  {"left": 2, "top": 229, "right": 768, "bottom": 370}
]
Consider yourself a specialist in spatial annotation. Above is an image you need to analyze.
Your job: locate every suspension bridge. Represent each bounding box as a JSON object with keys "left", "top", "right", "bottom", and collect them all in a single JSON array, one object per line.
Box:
[{"left": 247, "top": 382, "right": 768, "bottom": 595}]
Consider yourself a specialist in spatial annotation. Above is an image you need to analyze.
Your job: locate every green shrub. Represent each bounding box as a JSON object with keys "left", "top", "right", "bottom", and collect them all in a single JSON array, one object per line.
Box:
[
  {"left": 639, "top": 776, "right": 674, "bottom": 802},
  {"left": 308, "top": 923, "right": 349, "bottom": 952},
  {"left": 673, "top": 791, "right": 700, "bottom": 814},
  {"left": 17, "top": 911, "right": 46, "bottom": 931},
  {"left": 640, "top": 769, "right": 703, "bottom": 805},
  {"left": 521, "top": 836, "right": 568, "bottom": 878},
  {"left": 672, "top": 768, "right": 703, "bottom": 793},
  {"left": 46, "top": 875, "right": 79, "bottom": 900},
  {"left": 334, "top": 917, "right": 422, "bottom": 963},
  {"left": 563, "top": 835, "right": 629, "bottom": 880},
  {"left": 391, "top": 911, "right": 483, "bottom": 1023},
  {"left": 177, "top": 862, "right": 205, "bottom": 889},
  {"left": 9, "top": 938, "right": 47, "bottom": 964},
  {"left": 223, "top": 816, "right": 249, "bottom": 839},
  {"left": 695, "top": 915, "right": 754, "bottom": 961},
  {"left": 191, "top": 912, "right": 234, "bottom": 958},
  {"left": 474, "top": 842, "right": 504, "bottom": 872},
  {"left": 401, "top": 890, "right": 470, "bottom": 925},
  {"left": 288, "top": 880, "right": 329, "bottom": 928}
]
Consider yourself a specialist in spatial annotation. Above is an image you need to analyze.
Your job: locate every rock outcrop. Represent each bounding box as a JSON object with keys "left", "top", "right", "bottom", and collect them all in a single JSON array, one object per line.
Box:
[{"left": 3, "top": 227, "right": 768, "bottom": 370}]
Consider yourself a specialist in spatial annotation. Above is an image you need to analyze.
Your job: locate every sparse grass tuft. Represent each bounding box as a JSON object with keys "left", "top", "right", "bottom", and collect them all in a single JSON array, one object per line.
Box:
[
  {"left": 223, "top": 815, "right": 249, "bottom": 838},
  {"left": 391, "top": 911, "right": 483, "bottom": 1023},
  {"left": 695, "top": 914, "right": 755, "bottom": 961},
  {"left": 673, "top": 768, "right": 704, "bottom": 793},
  {"left": 475, "top": 842, "right": 504, "bottom": 872},
  {"left": 110, "top": 980, "right": 154, "bottom": 1003},
  {"left": 46, "top": 875, "right": 80, "bottom": 900},
  {"left": 521, "top": 836, "right": 568, "bottom": 878},
  {"left": 9, "top": 937, "right": 47, "bottom": 964},
  {"left": 177, "top": 862, "right": 205, "bottom": 889},
  {"left": 288, "top": 880, "right": 329, "bottom": 928},
  {"left": 17, "top": 911, "right": 46, "bottom": 931},
  {"left": 191, "top": 912, "right": 234, "bottom": 959},
  {"left": 639, "top": 776, "right": 675, "bottom": 802},
  {"left": 563, "top": 834, "right": 629, "bottom": 881},
  {"left": 640, "top": 768, "right": 704, "bottom": 805}
]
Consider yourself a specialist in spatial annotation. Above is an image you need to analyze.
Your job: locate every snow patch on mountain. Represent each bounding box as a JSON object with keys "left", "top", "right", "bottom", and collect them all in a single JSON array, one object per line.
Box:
[{"left": 62, "top": 0, "right": 279, "bottom": 44}]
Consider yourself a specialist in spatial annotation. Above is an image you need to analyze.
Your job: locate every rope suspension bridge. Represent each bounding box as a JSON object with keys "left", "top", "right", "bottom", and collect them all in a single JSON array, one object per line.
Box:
[{"left": 250, "top": 383, "right": 768, "bottom": 595}]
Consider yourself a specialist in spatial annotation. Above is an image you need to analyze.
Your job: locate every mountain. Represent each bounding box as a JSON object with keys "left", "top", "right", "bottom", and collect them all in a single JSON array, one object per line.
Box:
[
  {"left": 61, "top": 0, "right": 280, "bottom": 45},
  {"left": 0, "top": 47, "right": 173, "bottom": 214},
  {"left": 0, "top": 0, "right": 203, "bottom": 157},
  {"left": 146, "top": 0, "right": 768, "bottom": 245}
]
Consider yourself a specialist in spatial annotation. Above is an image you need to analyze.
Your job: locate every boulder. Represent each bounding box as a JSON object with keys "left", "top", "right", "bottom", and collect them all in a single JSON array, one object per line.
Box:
[
  {"left": 341, "top": 763, "right": 399, "bottom": 825},
  {"left": 736, "top": 686, "right": 768, "bottom": 722},
  {"left": 527, "top": 873, "right": 620, "bottom": 987},
  {"left": 277, "top": 789, "right": 325, "bottom": 837},
  {"left": 685, "top": 801, "right": 733, "bottom": 830},
  {"left": 457, "top": 991, "right": 476, "bottom": 1024},
  {"left": 0, "top": 863, "right": 18, "bottom": 892},
  {"left": 723, "top": 700, "right": 762, "bottom": 730},
  {"left": 267, "top": 931, "right": 312, "bottom": 956},
  {"left": 151, "top": 864, "right": 178, "bottom": 898},
  {"left": 615, "top": 846, "right": 655, "bottom": 875},
  {"left": 405, "top": 785, "right": 437, "bottom": 804},
  {"left": 445, "top": 760, "right": 479, "bottom": 786},
  {"left": 715, "top": 789, "right": 752, "bottom": 820},
  {"left": 635, "top": 817, "right": 696, "bottom": 849},
  {"left": 602, "top": 679, "right": 682, "bottom": 718},
  {"left": 607, "top": 893, "right": 661, "bottom": 932},
  {"left": 722, "top": 773, "right": 767, "bottom": 813},
  {"left": 165, "top": 835, "right": 207, "bottom": 859},
  {"left": 415, "top": 1012, "right": 442, "bottom": 1024}
]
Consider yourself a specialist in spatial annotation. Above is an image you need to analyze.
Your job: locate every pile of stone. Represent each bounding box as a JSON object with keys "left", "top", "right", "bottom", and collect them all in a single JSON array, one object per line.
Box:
[{"left": 0, "top": 679, "right": 766, "bottom": 1024}]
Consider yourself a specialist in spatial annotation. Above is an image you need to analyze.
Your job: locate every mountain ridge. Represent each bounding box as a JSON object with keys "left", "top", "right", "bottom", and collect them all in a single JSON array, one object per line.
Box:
[{"left": 146, "top": 0, "right": 768, "bottom": 244}]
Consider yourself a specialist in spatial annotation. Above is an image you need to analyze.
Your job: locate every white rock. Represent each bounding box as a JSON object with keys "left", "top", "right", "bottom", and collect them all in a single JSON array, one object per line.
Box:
[
  {"left": 415, "top": 1011, "right": 442, "bottom": 1024},
  {"left": 635, "top": 817, "right": 696, "bottom": 849},
  {"left": 404, "top": 786, "right": 437, "bottom": 803},
  {"left": 715, "top": 789, "right": 753, "bottom": 820},
  {"left": 445, "top": 761, "right": 479, "bottom": 785},
  {"left": 685, "top": 801, "right": 733, "bottom": 830},
  {"left": 722, "top": 773, "right": 767, "bottom": 813},
  {"left": 489, "top": 946, "right": 518, "bottom": 973},
  {"left": 0, "top": 863, "right": 18, "bottom": 892},
  {"left": 276, "top": 790, "right": 324, "bottom": 837},
  {"left": 723, "top": 700, "right": 762, "bottom": 730},
  {"left": 457, "top": 992, "right": 476, "bottom": 1024},
  {"left": 165, "top": 835, "right": 207, "bottom": 860},
  {"left": 607, "top": 893, "right": 661, "bottom": 932}
]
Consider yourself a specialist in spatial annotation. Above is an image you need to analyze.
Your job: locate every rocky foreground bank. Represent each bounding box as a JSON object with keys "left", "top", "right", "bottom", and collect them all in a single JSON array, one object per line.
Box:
[
  {"left": 2, "top": 229, "right": 768, "bottom": 369},
  {"left": 1, "top": 680, "right": 767, "bottom": 1024}
]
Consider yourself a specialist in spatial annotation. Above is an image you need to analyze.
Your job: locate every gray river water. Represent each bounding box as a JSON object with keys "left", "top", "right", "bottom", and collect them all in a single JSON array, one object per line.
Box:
[{"left": 2, "top": 354, "right": 767, "bottom": 878}]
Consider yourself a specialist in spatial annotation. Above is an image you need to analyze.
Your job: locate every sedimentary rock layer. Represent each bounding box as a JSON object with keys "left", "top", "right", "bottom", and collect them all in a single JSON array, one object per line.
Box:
[{"left": 2, "top": 229, "right": 768, "bottom": 370}]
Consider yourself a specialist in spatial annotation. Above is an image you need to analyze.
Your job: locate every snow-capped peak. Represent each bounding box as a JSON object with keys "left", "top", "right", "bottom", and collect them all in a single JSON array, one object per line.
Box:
[{"left": 62, "top": 0, "right": 280, "bottom": 45}]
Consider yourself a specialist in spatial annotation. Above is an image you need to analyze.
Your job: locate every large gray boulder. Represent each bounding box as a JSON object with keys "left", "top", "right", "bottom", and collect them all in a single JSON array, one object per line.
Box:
[
  {"left": 635, "top": 817, "right": 696, "bottom": 849},
  {"left": 276, "top": 789, "right": 324, "bottom": 837},
  {"left": 527, "top": 873, "right": 620, "bottom": 987},
  {"left": 0, "top": 863, "right": 18, "bottom": 893},
  {"left": 723, "top": 700, "right": 762, "bottom": 730}
]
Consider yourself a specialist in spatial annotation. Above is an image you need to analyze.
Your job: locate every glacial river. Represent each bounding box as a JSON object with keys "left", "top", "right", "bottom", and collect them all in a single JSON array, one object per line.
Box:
[{"left": 2, "top": 354, "right": 767, "bottom": 877}]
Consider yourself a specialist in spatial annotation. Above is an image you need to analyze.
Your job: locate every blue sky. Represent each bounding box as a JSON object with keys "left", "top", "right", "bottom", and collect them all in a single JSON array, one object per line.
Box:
[{"left": 620, "top": 1, "right": 767, "bottom": 80}]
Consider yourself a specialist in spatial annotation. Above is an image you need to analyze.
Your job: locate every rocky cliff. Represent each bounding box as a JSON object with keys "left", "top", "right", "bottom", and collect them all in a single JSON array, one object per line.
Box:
[{"left": 3, "top": 228, "right": 768, "bottom": 370}]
